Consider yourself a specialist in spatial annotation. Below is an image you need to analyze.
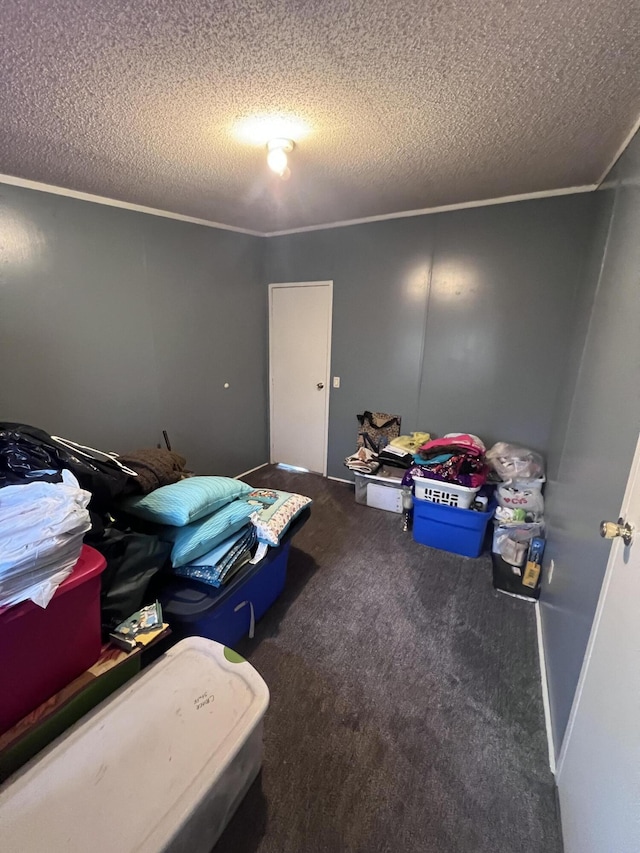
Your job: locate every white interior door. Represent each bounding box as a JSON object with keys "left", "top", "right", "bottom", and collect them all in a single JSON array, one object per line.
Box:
[
  {"left": 557, "top": 431, "right": 640, "bottom": 853},
  {"left": 269, "top": 282, "right": 332, "bottom": 475}
]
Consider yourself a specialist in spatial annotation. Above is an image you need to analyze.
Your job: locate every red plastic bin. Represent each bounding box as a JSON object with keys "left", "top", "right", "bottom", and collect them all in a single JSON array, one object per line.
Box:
[{"left": 0, "top": 545, "right": 106, "bottom": 734}]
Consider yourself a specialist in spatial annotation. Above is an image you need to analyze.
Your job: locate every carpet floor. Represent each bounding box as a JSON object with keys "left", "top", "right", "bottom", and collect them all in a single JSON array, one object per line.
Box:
[{"left": 214, "top": 467, "right": 562, "bottom": 853}]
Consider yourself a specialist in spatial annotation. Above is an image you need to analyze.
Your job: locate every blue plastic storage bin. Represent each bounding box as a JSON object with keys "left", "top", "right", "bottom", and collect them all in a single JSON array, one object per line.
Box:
[
  {"left": 413, "top": 497, "right": 494, "bottom": 558},
  {"left": 159, "top": 541, "right": 291, "bottom": 648}
]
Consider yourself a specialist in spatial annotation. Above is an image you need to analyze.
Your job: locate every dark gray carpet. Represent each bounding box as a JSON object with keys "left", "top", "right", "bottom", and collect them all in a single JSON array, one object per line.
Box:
[{"left": 215, "top": 467, "right": 562, "bottom": 853}]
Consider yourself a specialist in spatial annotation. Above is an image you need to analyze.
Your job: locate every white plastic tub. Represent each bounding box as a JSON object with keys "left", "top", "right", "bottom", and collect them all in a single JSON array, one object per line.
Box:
[
  {"left": 0, "top": 637, "right": 269, "bottom": 853},
  {"left": 354, "top": 469, "right": 405, "bottom": 513}
]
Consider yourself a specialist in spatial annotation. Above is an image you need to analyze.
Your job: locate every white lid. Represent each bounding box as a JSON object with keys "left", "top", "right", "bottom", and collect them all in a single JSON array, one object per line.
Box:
[
  {"left": 0, "top": 637, "right": 269, "bottom": 853},
  {"left": 355, "top": 470, "right": 404, "bottom": 485}
]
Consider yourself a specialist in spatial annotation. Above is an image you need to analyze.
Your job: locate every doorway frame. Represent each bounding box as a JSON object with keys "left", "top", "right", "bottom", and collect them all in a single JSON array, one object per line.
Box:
[{"left": 268, "top": 280, "right": 333, "bottom": 477}]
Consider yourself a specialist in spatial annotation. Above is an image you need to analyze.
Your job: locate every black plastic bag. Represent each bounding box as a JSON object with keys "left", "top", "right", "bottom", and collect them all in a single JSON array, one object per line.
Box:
[
  {"left": 95, "top": 529, "right": 172, "bottom": 637},
  {"left": 0, "top": 427, "right": 64, "bottom": 486},
  {"left": 0, "top": 423, "right": 136, "bottom": 512}
]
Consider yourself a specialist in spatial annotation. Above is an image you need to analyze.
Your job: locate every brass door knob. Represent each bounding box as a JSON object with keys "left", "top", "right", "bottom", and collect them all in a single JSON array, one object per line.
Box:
[{"left": 600, "top": 518, "right": 634, "bottom": 547}]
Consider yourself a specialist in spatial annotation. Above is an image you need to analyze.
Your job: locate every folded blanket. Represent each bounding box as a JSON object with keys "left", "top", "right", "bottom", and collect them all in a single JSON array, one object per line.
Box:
[
  {"left": 119, "top": 448, "right": 187, "bottom": 494},
  {"left": 344, "top": 446, "right": 380, "bottom": 474},
  {"left": 416, "top": 433, "right": 485, "bottom": 459},
  {"left": 174, "top": 525, "right": 257, "bottom": 588}
]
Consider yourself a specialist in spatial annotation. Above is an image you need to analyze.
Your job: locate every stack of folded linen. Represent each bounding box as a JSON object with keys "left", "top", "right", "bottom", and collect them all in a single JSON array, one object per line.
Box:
[
  {"left": 344, "top": 447, "right": 380, "bottom": 474},
  {"left": 345, "top": 432, "right": 433, "bottom": 474},
  {"left": 174, "top": 526, "right": 257, "bottom": 587},
  {"left": 0, "top": 471, "right": 91, "bottom": 608}
]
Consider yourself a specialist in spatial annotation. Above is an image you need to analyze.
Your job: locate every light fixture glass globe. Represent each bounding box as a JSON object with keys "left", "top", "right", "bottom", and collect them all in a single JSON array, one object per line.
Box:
[{"left": 267, "top": 146, "right": 288, "bottom": 176}]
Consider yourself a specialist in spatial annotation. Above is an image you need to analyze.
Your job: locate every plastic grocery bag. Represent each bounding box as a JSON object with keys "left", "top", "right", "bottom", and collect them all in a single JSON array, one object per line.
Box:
[
  {"left": 486, "top": 442, "right": 545, "bottom": 481},
  {"left": 496, "top": 482, "right": 544, "bottom": 516},
  {"left": 492, "top": 521, "right": 544, "bottom": 567}
]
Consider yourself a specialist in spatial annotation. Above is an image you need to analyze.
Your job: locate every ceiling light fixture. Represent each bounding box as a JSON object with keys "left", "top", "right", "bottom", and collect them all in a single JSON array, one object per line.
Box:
[{"left": 267, "top": 138, "right": 294, "bottom": 179}]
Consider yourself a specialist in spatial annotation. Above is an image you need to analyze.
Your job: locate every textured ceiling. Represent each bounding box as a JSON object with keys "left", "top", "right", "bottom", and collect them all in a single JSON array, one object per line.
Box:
[{"left": 1, "top": 0, "right": 639, "bottom": 233}]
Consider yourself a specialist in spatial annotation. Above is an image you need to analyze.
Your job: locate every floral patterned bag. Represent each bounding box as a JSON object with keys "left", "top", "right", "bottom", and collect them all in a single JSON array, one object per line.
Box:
[{"left": 356, "top": 411, "right": 402, "bottom": 453}]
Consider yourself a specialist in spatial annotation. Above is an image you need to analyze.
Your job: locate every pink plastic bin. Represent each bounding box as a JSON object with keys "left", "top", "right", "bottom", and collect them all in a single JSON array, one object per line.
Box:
[{"left": 0, "top": 545, "right": 106, "bottom": 734}]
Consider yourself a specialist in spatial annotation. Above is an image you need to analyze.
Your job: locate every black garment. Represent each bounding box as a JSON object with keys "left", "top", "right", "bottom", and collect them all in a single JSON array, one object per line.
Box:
[
  {"left": 377, "top": 447, "right": 414, "bottom": 469},
  {"left": 94, "top": 528, "right": 172, "bottom": 638}
]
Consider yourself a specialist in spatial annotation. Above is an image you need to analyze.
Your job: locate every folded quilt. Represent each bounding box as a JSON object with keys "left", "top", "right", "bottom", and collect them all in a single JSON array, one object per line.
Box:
[{"left": 175, "top": 525, "right": 257, "bottom": 588}]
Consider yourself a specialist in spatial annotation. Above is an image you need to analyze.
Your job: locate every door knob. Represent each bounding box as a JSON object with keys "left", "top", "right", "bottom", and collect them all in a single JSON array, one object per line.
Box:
[
  {"left": 600, "top": 517, "right": 634, "bottom": 547},
  {"left": 317, "top": 382, "right": 324, "bottom": 389}
]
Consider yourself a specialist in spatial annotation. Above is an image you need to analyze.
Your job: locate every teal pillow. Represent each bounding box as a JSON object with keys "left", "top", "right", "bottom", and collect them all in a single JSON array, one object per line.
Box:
[
  {"left": 120, "top": 476, "right": 253, "bottom": 526},
  {"left": 165, "top": 500, "right": 257, "bottom": 567}
]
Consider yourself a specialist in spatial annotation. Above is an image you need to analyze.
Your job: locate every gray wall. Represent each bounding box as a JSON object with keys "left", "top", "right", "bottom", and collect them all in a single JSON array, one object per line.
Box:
[
  {"left": 0, "top": 183, "right": 268, "bottom": 476},
  {"left": 266, "top": 195, "right": 601, "bottom": 479},
  {"left": 541, "top": 130, "right": 640, "bottom": 756}
]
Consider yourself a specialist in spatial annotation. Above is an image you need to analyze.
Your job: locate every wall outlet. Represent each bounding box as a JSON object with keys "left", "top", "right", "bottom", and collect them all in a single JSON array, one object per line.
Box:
[{"left": 333, "top": 376, "right": 341, "bottom": 388}]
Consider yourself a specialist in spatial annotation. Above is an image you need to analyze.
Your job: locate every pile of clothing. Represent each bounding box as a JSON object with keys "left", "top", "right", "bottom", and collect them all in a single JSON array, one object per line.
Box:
[
  {"left": 0, "top": 471, "right": 91, "bottom": 608},
  {"left": 402, "top": 433, "right": 489, "bottom": 489},
  {"left": 344, "top": 408, "right": 432, "bottom": 475},
  {"left": 0, "top": 422, "right": 313, "bottom": 618},
  {"left": 0, "top": 421, "right": 188, "bottom": 616}
]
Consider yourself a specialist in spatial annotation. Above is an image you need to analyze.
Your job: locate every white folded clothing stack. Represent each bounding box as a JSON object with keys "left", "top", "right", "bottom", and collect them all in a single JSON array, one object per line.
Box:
[{"left": 0, "top": 471, "right": 91, "bottom": 609}]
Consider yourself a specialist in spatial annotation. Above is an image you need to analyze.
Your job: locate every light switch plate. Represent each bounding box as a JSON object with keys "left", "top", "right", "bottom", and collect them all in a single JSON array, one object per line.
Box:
[{"left": 333, "top": 376, "right": 341, "bottom": 388}]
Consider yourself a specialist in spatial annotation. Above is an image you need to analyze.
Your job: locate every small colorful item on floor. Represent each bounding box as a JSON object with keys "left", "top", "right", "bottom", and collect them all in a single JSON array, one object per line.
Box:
[{"left": 110, "top": 601, "right": 166, "bottom": 651}]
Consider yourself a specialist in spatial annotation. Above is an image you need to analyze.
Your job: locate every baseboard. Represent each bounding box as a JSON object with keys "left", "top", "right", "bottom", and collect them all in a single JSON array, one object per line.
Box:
[
  {"left": 535, "top": 601, "right": 557, "bottom": 775},
  {"left": 235, "top": 462, "right": 269, "bottom": 479},
  {"left": 327, "top": 475, "right": 353, "bottom": 485}
]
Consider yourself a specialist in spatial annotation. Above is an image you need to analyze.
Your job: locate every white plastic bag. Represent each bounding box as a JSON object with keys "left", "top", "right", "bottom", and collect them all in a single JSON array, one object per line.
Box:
[
  {"left": 486, "top": 442, "right": 545, "bottom": 481},
  {"left": 496, "top": 481, "right": 545, "bottom": 516},
  {"left": 0, "top": 471, "right": 91, "bottom": 608},
  {"left": 492, "top": 521, "right": 544, "bottom": 567}
]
